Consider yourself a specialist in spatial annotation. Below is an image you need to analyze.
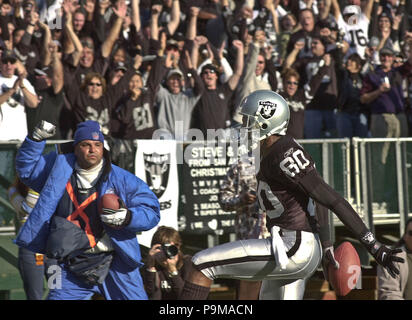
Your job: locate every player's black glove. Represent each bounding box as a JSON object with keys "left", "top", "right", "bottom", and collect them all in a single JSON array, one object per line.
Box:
[
  {"left": 360, "top": 231, "right": 404, "bottom": 278},
  {"left": 31, "top": 120, "right": 56, "bottom": 141}
]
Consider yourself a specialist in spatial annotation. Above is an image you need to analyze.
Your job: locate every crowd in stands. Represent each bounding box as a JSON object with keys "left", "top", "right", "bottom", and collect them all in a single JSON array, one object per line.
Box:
[{"left": 0, "top": 0, "right": 412, "bottom": 148}]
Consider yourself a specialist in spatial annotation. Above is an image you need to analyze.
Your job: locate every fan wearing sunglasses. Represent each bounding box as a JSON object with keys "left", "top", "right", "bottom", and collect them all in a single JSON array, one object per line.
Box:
[
  {"left": 279, "top": 68, "right": 305, "bottom": 139},
  {"left": 378, "top": 218, "right": 412, "bottom": 300},
  {"left": 72, "top": 72, "right": 121, "bottom": 136},
  {"left": 279, "top": 66, "right": 330, "bottom": 140}
]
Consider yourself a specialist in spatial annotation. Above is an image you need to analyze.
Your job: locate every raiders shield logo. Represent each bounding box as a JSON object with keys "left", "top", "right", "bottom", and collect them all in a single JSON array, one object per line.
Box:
[
  {"left": 144, "top": 153, "right": 170, "bottom": 198},
  {"left": 257, "top": 100, "right": 277, "bottom": 119}
]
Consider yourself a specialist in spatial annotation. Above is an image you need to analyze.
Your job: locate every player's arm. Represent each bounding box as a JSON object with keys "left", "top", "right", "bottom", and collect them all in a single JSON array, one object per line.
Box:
[
  {"left": 316, "top": 202, "right": 340, "bottom": 278},
  {"left": 298, "top": 168, "right": 404, "bottom": 278},
  {"left": 299, "top": 169, "right": 371, "bottom": 234},
  {"left": 315, "top": 202, "right": 332, "bottom": 248}
]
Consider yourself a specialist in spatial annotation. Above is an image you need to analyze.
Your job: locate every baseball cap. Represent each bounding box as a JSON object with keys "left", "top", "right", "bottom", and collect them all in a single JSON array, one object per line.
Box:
[
  {"left": 343, "top": 5, "right": 358, "bottom": 16},
  {"left": 167, "top": 68, "right": 184, "bottom": 79},
  {"left": 1, "top": 50, "right": 17, "bottom": 64},
  {"left": 379, "top": 47, "right": 395, "bottom": 56},
  {"left": 114, "top": 61, "right": 127, "bottom": 72},
  {"left": 378, "top": 11, "right": 393, "bottom": 23},
  {"left": 368, "top": 36, "right": 379, "bottom": 48},
  {"left": 201, "top": 64, "right": 219, "bottom": 75},
  {"left": 73, "top": 120, "right": 104, "bottom": 146},
  {"left": 174, "top": 32, "right": 185, "bottom": 42},
  {"left": 166, "top": 39, "right": 179, "bottom": 49},
  {"left": 23, "top": 1, "right": 33, "bottom": 10}
]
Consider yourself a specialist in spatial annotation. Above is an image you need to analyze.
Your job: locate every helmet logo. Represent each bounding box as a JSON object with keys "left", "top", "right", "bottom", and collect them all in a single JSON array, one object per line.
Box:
[{"left": 258, "top": 100, "right": 277, "bottom": 119}]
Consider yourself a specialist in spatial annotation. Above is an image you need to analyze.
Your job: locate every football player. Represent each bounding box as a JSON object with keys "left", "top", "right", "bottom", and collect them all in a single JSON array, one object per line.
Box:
[{"left": 179, "top": 90, "right": 404, "bottom": 300}]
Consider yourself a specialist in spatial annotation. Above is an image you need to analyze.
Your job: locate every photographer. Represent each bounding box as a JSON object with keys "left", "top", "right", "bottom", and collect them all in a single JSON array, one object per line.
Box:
[{"left": 142, "top": 226, "right": 194, "bottom": 300}]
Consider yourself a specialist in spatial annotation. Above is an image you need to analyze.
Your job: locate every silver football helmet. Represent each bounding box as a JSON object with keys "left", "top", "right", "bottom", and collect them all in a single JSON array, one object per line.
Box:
[{"left": 239, "top": 90, "right": 290, "bottom": 141}]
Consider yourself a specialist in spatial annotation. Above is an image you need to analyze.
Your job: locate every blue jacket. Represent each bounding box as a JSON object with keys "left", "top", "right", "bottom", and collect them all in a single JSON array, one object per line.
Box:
[{"left": 15, "top": 137, "right": 160, "bottom": 270}]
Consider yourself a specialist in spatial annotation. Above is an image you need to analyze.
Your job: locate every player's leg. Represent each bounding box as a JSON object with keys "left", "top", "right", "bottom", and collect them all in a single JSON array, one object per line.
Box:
[
  {"left": 181, "top": 238, "right": 276, "bottom": 300},
  {"left": 237, "top": 280, "right": 262, "bottom": 300},
  {"left": 180, "top": 239, "right": 269, "bottom": 300},
  {"left": 259, "top": 278, "right": 306, "bottom": 300},
  {"left": 257, "top": 230, "right": 321, "bottom": 300},
  {"left": 179, "top": 267, "right": 213, "bottom": 300},
  {"left": 181, "top": 231, "right": 321, "bottom": 300}
]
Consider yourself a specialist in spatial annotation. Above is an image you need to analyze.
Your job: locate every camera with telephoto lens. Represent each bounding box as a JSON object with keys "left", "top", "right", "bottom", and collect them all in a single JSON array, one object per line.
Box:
[{"left": 161, "top": 244, "right": 178, "bottom": 259}]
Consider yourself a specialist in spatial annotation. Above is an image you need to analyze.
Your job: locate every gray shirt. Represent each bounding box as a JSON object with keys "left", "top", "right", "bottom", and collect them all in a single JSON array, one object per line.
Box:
[{"left": 156, "top": 85, "right": 201, "bottom": 140}]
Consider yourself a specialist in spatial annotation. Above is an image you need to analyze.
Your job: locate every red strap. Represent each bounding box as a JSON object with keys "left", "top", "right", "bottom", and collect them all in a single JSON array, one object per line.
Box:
[{"left": 66, "top": 182, "right": 98, "bottom": 247}]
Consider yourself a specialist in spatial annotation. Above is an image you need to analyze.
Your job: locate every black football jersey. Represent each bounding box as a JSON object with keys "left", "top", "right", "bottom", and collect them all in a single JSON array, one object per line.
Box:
[{"left": 257, "top": 135, "right": 319, "bottom": 233}]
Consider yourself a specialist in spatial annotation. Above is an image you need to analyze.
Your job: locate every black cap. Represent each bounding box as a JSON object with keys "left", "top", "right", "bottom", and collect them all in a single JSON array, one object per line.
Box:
[
  {"left": 379, "top": 47, "right": 395, "bottom": 56},
  {"left": 23, "top": 1, "right": 33, "bottom": 9},
  {"left": 114, "top": 61, "right": 127, "bottom": 72},
  {"left": 174, "top": 32, "right": 185, "bottom": 42},
  {"left": 166, "top": 39, "right": 179, "bottom": 49},
  {"left": 378, "top": 11, "right": 393, "bottom": 24},
  {"left": 201, "top": 64, "right": 219, "bottom": 75},
  {"left": 1, "top": 50, "right": 17, "bottom": 64}
]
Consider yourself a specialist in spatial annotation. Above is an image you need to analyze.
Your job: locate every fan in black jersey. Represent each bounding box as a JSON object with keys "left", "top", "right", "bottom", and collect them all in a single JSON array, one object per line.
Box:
[{"left": 179, "top": 90, "right": 404, "bottom": 300}]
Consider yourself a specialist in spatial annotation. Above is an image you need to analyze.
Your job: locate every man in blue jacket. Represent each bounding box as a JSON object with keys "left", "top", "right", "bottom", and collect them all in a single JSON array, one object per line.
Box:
[{"left": 14, "top": 120, "right": 160, "bottom": 300}]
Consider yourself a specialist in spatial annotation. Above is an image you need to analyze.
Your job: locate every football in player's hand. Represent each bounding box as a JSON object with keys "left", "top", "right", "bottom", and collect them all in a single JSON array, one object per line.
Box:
[
  {"left": 99, "top": 193, "right": 120, "bottom": 214},
  {"left": 328, "top": 241, "right": 361, "bottom": 297}
]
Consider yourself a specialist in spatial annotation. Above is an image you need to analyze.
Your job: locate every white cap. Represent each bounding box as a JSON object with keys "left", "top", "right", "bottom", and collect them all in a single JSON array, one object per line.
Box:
[
  {"left": 167, "top": 68, "right": 184, "bottom": 79},
  {"left": 343, "top": 5, "right": 359, "bottom": 15}
]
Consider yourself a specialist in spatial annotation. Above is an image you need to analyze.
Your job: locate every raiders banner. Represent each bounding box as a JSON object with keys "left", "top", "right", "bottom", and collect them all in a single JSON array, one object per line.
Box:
[{"left": 135, "top": 140, "right": 179, "bottom": 248}]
